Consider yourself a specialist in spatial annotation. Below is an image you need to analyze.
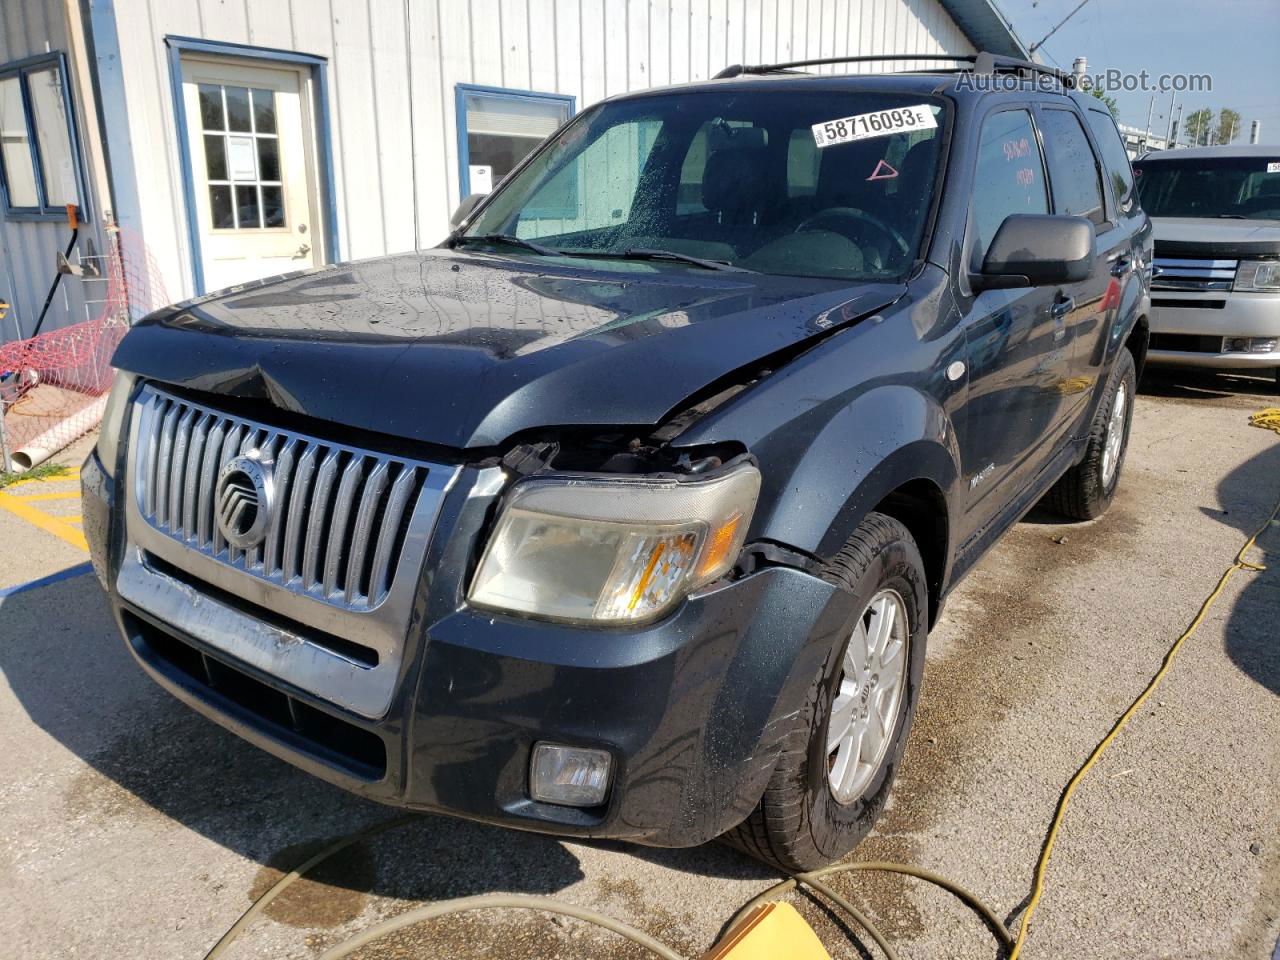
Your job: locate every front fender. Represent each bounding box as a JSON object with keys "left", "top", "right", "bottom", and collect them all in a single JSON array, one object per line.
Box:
[{"left": 764, "top": 385, "right": 962, "bottom": 558}]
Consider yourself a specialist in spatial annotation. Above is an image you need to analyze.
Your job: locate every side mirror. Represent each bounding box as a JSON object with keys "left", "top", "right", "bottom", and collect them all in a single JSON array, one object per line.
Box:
[
  {"left": 450, "top": 193, "right": 485, "bottom": 229},
  {"left": 972, "top": 214, "right": 1096, "bottom": 291}
]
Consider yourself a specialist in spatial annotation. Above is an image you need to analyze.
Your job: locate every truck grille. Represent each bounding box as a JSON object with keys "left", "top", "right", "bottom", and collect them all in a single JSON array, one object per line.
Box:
[
  {"left": 132, "top": 384, "right": 433, "bottom": 612},
  {"left": 1152, "top": 256, "right": 1238, "bottom": 292}
]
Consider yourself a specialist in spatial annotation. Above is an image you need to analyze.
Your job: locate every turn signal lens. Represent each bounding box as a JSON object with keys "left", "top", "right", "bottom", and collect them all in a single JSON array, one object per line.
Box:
[
  {"left": 696, "top": 510, "right": 744, "bottom": 580},
  {"left": 468, "top": 462, "right": 761, "bottom": 624}
]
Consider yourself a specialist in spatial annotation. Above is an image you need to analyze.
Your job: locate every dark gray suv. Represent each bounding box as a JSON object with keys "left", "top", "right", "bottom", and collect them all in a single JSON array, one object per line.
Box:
[{"left": 83, "top": 53, "right": 1150, "bottom": 871}]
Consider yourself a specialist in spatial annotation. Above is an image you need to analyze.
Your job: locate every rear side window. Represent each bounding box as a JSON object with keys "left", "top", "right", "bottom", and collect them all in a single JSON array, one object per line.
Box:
[
  {"left": 970, "top": 108, "right": 1049, "bottom": 271},
  {"left": 1085, "top": 109, "right": 1136, "bottom": 210},
  {"left": 1038, "top": 108, "right": 1106, "bottom": 225}
]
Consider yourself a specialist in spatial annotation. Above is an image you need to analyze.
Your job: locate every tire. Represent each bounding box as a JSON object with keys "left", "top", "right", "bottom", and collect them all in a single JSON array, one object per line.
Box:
[
  {"left": 1045, "top": 347, "right": 1136, "bottom": 521},
  {"left": 723, "top": 512, "right": 929, "bottom": 872}
]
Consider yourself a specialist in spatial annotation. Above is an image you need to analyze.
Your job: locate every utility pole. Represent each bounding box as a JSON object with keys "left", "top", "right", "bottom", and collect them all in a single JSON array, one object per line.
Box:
[
  {"left": 1142, "top": 95, "right": 1156, "bottom": 151},
  {"left": 1166, "top": 100, "right": 1181, "bottom": 148}
]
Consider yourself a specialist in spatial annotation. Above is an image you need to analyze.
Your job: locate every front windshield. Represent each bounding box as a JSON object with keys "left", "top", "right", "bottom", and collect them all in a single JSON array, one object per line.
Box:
[
  {"left": 462, "top": 90, "right": 948, "bottom": 280},
  {"left": 1134, "top": 155, "right": 1280, "bottom": 220}
]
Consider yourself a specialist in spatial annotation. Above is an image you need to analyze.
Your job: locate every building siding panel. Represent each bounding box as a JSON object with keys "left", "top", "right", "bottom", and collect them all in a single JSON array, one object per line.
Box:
[{"left": 85, "top": 0, "right": 977, "bottom": 308}]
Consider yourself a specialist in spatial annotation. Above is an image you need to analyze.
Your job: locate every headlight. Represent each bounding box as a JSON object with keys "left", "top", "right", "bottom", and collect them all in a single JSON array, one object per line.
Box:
[
  {"left": 95, "top": 370, "right": 136, "bottom": 478},
  {"left": 1235, "top": 260, "right": 1280, "bottom": 293},
  {"left": 468, "top": 461, "right": 761, "bottom": 624}
]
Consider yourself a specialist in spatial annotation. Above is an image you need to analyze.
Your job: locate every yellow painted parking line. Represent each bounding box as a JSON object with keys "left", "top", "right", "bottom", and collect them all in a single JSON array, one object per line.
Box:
[
  {"left": 10, "top": 491, "right": 81, "bottom": 502},
  {"left": 0, "top": 489, "right": 88, "bottom": 552}
]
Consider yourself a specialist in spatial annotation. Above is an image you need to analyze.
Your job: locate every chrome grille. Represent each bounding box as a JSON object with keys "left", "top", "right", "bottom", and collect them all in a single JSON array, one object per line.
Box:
[
  {"left": 1152, "top": 256, "right": 1238, "bottom": 292},
  {"left": 131, "top": 385, "right": 434, "bottom": 612}
]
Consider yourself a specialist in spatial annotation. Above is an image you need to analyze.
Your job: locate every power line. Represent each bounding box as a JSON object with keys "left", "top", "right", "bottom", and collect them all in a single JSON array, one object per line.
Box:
[{"left": 1029, "top": 0, "right": 1094, "bottom": 54}]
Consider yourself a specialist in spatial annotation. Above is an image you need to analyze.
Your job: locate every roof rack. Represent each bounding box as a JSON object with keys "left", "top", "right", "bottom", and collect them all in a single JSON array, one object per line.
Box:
[{"left": 713, "top": 51, "right": 1077, "bottom": 88}]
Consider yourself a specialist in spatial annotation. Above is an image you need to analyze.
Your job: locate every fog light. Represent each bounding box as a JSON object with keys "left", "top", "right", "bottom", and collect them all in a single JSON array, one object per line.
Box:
[
  {"left": 1251, "top": 338, "right": 1278, "bottom": 354},
  {"left": 1223, "top": 337, "right": 1250, "bottom": 353},
  {"left": 530, "top": 743, "right": 613, "bottom": 807}
]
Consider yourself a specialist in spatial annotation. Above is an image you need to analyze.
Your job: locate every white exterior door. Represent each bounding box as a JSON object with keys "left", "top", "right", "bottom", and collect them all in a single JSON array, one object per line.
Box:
[{"left": 181, "top": 58, "right": 321, "bottom": 291}]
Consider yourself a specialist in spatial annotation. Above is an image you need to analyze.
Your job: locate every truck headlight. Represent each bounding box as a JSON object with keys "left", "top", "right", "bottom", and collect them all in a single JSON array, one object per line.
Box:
[
  {"left": 468, "top": 461, "right": 761, "bottom": 624},
  {"left": 95, "top": 371, "right": 136, "bottom": 479},
  {"left": 1234, "top": 260, "right": 1280, "bottom": 293}
]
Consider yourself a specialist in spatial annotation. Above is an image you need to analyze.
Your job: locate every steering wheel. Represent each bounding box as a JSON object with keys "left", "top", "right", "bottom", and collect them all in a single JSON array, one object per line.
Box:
[{"left": 794, "top": 207, "right": 911, "bottom": 259}]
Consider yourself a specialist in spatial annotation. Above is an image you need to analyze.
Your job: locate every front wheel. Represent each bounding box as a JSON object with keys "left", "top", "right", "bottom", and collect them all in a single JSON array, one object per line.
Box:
[
  {"left": 1046, "top": 348, "right": 1136, "bottom": 521},
  {"left": 722, "top": 512, "right": 928, "bottom": 872}
]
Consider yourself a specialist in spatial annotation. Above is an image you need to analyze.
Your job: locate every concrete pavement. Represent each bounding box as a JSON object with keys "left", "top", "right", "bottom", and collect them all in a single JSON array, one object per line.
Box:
[{"left": 1, "top": 374, "right": 1277, "bottom": 959}]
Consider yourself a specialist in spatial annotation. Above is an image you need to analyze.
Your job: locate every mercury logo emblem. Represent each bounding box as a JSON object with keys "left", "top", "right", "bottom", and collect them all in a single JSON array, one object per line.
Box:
[{"left": 215, "top": 452, "right": 273, "bottom": 550}]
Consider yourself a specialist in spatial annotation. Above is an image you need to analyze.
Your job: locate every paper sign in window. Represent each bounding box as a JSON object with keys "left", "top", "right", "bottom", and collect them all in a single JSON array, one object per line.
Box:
[
  {"left": 227, "top": 136, "right": 257, "bottom": 181},
  {"left": 470, "top": 164, "right": 494, "bottom": 193}
]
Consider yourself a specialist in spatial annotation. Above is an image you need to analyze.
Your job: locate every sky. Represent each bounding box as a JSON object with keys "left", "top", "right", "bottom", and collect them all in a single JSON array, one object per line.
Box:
[{"left": 996, "top": 0, "right": 1280, "bottom": 144}]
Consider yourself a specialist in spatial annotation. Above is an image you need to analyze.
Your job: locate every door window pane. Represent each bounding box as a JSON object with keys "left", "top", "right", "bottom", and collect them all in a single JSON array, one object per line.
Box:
[
  {"left": 971, "top": 109, "right": 1049, "bottom": 271},
  {"left": 225, "top": 86, "right": 252, "bottom": 133},
  {"left": 204, "top": 134, "right": 227, "bottom": 180},
  {"left": 27, "top": 67, "right": 77, "bottom": 206},
  {"left": 261, "top": 185, "right": 284, "bottom": 227},
  {"left": 1038, "top": 108, "right": 1106, "bottom": 225},
  {"left": 235, "top": 184, "right": 260, "bottom": 228},
  {"left": 252, "top": 88, "right": 276, "bottom": 134},
  {"left": 257, "top": 137, "right": 280, "bottom": 181},
  {"left": 462, "top": 90, "right": 571, "bottom": 194},
  {"left": 0, "top": 76, "right": 39, "bottom": 207},
  {"left": 198, "top": 83, "right": 224, "bottom": 131},
  {"left": 209, "top": 184, "right": 234, "bottom": 228},
  {"left": 1085, "top": 109, "right": 1135, "bottom": 209}
]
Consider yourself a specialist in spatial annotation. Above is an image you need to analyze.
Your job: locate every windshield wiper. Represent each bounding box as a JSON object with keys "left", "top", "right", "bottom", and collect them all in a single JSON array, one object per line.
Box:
[
  {"left": 451, "top": 234, "right": 562, "bottom": 256},
  {"left": 1215, "top": 214, "right": 1246, "bottom": 219},
  {"left": 562, "top": 247, "right": 754, "bottom": 273}
]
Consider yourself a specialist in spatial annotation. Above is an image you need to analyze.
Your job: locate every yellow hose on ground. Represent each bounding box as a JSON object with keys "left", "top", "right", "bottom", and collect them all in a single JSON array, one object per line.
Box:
[{"left": 205, "top": 410, "right": 1280, "bottom": 960}]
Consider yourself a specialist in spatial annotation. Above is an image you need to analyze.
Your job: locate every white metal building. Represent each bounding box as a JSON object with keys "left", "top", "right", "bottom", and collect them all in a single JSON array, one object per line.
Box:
[{"left": 0, "top": 0, "right": 1025, "bottom": 344}]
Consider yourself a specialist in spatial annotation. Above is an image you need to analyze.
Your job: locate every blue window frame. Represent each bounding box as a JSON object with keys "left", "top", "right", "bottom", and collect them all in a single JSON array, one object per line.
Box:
[
  {"left": 455, "top": 83, "right": 575, "bottom": 207},
  {"left": 0, "top": 52, "right": 89, "bottom": 221}
]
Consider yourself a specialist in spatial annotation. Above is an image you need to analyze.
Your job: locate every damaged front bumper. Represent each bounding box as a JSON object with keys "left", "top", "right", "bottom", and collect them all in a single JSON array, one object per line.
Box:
[{"left": 82, "top": 441, "right": 846, "bottom": 846}]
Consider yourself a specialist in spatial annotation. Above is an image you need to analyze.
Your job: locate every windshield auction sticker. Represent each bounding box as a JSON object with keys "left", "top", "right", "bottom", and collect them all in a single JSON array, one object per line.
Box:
[{"left": 812, "top": 105, "right": 937, "bottom": 148}]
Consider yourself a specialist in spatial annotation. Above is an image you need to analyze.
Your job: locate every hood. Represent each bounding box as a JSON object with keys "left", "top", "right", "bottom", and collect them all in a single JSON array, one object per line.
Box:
[
  {"left": 113, "top": 249, "right": 905, "bottom": 449},
  {"left": 1152, "top": 217, "right": 1280, "bottom": 258}
]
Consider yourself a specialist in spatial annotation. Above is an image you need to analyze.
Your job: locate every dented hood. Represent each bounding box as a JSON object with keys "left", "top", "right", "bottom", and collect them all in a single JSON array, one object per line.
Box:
[{"left": 113, "top": 249, "right": 904, "bottom": 448}]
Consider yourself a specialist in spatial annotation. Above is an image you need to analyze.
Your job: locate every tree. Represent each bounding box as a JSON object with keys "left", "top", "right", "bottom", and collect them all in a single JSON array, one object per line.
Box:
[
  {"left": 1214, "top": 108, "right": 1242, "bottom": 145},
  {"left": 1089, "top": 87, "right": 1119, "bottom": 118},
  {"left": 1185, "top": 108, "right": 1214, "bottom": 146}
]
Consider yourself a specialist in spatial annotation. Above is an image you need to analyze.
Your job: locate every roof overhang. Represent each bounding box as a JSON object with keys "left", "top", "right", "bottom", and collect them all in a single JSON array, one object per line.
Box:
[{"left": 939, "top": 0, "right": 1030, "bottom": 59}]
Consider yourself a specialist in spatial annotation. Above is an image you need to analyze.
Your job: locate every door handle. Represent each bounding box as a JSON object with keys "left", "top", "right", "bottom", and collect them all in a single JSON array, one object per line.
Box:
[
  {"left": 295, "top": 242, "right": 311, "bottom": 257},
  {"left": 1109, "top": 255, "right": 1131, "bottom": 277},
  {"left": 1051, "top": 296, "right": 1074, "bottom": 318}
]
